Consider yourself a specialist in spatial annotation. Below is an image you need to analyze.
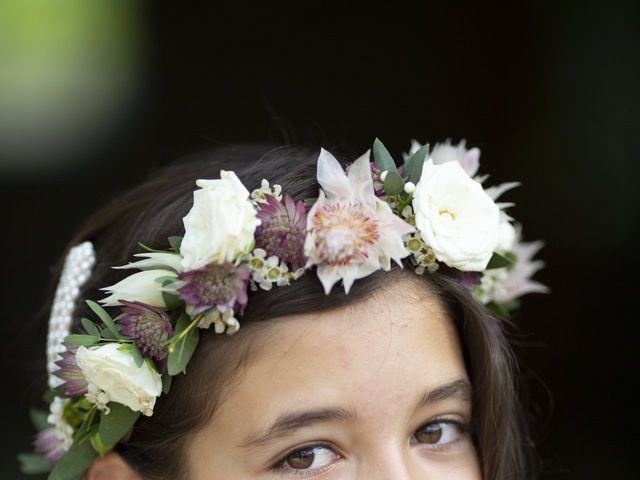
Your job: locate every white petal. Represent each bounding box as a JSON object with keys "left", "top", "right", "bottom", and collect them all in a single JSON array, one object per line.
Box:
[
  {"left": 114, "top": 252, "right": 183, "bottom": 273},
  {"left": 485, "top": 182, "right": 520, "bottom": 201},
  {"left": 346, "top": 149, "right": 375, "bottom": 205},
  {"left": 316, "top": 148, "right": 352, "bottom": 200}
]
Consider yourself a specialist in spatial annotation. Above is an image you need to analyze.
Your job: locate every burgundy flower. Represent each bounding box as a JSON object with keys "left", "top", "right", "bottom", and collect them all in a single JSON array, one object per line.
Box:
[
  {"left": 254, "top": 194, "right": 307, "bottom": 270},
  {"left": 33, "top": 428, "right": 66, "bottom": 466},
  {"left": 53, "top": 344, "right": 87, "bottom": 397},
  {"left": 178, "top": 262, "right": 249, "bottom": 316},
  {"left": 117, "top": 300, "right": 173, "bottom": 369}
]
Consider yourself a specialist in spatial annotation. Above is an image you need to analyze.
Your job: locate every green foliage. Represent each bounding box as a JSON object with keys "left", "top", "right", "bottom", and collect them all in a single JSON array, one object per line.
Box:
[
  {"left": 168, "top": 236, "right": 183, "bottom": 253},
  {"left": 372, "top": 138, "right": 397, "bottom": 173},
  {"left": 486, "top": 301, "right": 510, "bottom": 319},
  {"left": 91, "top": 403, "right": 140, "bottom": 456},
  {"left": 48, "top": 436, "right": 98, "bottom": 480},
  {"left": 383, "top": 171, "right": 404, "bottom": 195},
  {"left": 403, "top": 143, "right": 429, "bottom": 183},
  {"left": 167, "top": 313, "right": 200, "bottom": 376},
  {"left": 30, "top": 408, "right": 50, "bottom": 431},
  {"left": 162, "top": 373, "right": 172, "bottom": 394},
  {"left": 485, "top": 252, "right": 515, "bottom": 270},
  {"left": 80, "top": 318, "right": 100, "bottom": 337},
  {"left": 64, "top": 334, "right": 100, "bottom": 347},
  {"left": 18, "top": 453, "right": 50, "bottom": 474},
  {"left": 86, "top": 300, "right": 123, "bottom": 340}
]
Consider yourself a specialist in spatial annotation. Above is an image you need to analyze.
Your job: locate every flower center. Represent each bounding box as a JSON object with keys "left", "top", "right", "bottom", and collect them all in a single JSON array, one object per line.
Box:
[
  {"left": 439, "top": 208, "right": 457, "bottom": 221},
  {"left": 312, "top": 202, "right": 379, "bottom": 265}
]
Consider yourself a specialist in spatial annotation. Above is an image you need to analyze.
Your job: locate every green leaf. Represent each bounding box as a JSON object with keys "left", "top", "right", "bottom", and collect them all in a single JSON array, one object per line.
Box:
[
  {"left": 383, "top": 171, "right": 404, "bottom": 195},
  {"left": 486, "top": 301, "right": 510, "bottom": 319},
  {"left": 92, "top": 403, "right": 140, "bottom": 456},
  {"left": 18, "top": 453, "right": 50, "bottom": 474},
  {"left": 64, "top": 334, "right": 100, "bottom": 347},
  {"left": 30, "top": 408, "right": 50, "bottom": 431},
  {"left": 403, "top": 143, "right": 429, "bottom": 183},
  {"left": 86, "top": 300, "right": 123, "bottom": 340},
  {"left": 137, "top": 242, "right": 166, "bottom": 253},
  {"left": 168, "top": 236, "right": 183, "bottom": 253},
  {"left": 372, "top": 138, "right": 397, "bottom": 173},
  {"left": 80, "top": 318, "right": 100, "bottom": 337},
  {"left": 162, "top": 373, "right": 172, "bottom": 394},
  {"left": 100, "top": 327, "right": 117, "bottom": 339},
  {"left": 48, "top": 436, "right": 98, "bottom": 480},
  {"left": 486, "top": 252, "right": 515, "bottom": 270},
  {"left": 303, "top": 198, "right": 317, "bottom": 206},
  {"left": 168, "top": 314, "right": 200, "bottom": 376}
]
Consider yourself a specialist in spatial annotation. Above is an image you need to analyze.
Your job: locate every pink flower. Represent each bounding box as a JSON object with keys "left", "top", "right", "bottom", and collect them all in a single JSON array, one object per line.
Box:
[
  {"left": 305, "top": 149, "right": 415, "bottom": 294},
  {"left": 255, "top": 194, "right": 308, "bottom": 270}
]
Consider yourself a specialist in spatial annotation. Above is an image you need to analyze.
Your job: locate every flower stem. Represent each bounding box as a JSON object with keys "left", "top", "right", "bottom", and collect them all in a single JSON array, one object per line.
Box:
[{"left": 166, "top": 314, "right": 202, "bottom": 352}]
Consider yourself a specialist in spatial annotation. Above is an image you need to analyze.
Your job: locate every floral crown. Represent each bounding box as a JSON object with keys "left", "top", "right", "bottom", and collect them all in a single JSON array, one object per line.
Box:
[{"left": 20, "top": 139, "right": 547, "bottom": 479}]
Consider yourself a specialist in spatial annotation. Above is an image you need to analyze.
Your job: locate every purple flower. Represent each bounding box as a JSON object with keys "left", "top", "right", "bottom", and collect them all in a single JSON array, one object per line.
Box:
[
  {"left": 254, "top": 194, "right": 308, "bottom": 270},
  {"left": 53, "top": 344, "right": 87, "bottom": 397},
  {"left": 178, "top": 262, "right": 250, "bottom": 316},
  {"left": 117, "top": 300, "right": 173, "bottom": 370},
  {"left": 458, "top": 271, "right": 481, "bottom": 290},
  {"left": 33, "top": 428, "right": 66, "bottom": 466}
]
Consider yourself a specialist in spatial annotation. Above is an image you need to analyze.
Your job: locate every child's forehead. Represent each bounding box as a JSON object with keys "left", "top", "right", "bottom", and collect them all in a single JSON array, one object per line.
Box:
[{"left": 208, "top": 280, "right": 466, "bottom": 429}]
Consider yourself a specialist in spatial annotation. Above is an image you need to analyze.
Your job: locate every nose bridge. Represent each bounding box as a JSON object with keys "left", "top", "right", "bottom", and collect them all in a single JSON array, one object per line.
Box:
[{"left": 357, "top": 446, "right": 417, "bottom": 480}]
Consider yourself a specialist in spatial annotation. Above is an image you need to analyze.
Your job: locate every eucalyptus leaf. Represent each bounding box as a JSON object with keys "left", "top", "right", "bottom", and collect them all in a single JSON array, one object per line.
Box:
[
  {"left": 303, "top": 197, "right": 317, "bottom": 206},
  {"left": 486, "top": 252, "right": 514, "bottom": 270},
  {"left": 80, "top": 318, "right": 100, "bottom": 337},
  {"left": 86, "top": 300, "right": 123, "bottom": 340},
  {"left": 94, "top": 403, "right": 140, "bottom": 454},
  {"left": 383, "top": 171, "right": 404, "bottom": 195},
  {"left": 18, "top": 453, "right": 50, "bottom": 474},
  {"left": 100, "top": 328, "right": 117, "bottom": 339},
  {"left": 168, "top": 236, "right": 183, "bottom": 253},
  {"left": 403, "top": 143, "right": 429, "bottom": 183},
  {"left": 372, "top": 138, "right": 397, "bottom": 173},
  {"left": 64, "top": 334, "right": 100, "bottom": 347},
  {"left": 486, "top": 301, "right": 510, "bottom": 319},
  {"left": 48, "top": 436, "right": 98, "bottom": 480},
  {"left": 168, "top": 314, "right": 200, "bottom": 376},
  {"left": 30, "top": 408, "right": 50, "bottom": 431},
  {"left": 162, "top": 373, "right": 172, "bottom": 394}
]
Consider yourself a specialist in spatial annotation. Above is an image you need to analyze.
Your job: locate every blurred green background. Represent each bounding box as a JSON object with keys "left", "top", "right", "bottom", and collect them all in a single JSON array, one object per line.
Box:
[{"left": 1, "top": 1, "right": 638, "bottom": 478}]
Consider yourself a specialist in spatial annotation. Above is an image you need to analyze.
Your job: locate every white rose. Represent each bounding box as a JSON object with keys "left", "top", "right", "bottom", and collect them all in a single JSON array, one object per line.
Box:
[
  {"left": 75, "top": 343, "right": 162, "bottom": 416},
  {"left": 412, "top": 160, "right": 500, "bottom": 271},
  {"left": 496, "top": 214, "right": 516, "bottom": 253},
  {"left": 180, "top": 170, "right": 261, "bottom": 270}
]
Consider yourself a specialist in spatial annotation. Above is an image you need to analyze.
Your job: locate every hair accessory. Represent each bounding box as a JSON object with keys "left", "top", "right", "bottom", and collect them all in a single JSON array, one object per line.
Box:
[
  {"left": 46, "top": 242, "right": 96, "bottom": 389},
  {"left": 20, "top": 139, "right": 547, "bottom": 479}
]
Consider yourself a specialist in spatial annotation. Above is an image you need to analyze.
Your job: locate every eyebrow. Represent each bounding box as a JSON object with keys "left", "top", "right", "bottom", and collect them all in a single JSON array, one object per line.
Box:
[
  {"left": 415, "top": 379, "right": 472, "bottom": 410},
  {"left": 240, "top": 407, "right": 357, "bottom": 448},
  {"left": 239, "top": 379, "right": 472, "bottom": 449}
]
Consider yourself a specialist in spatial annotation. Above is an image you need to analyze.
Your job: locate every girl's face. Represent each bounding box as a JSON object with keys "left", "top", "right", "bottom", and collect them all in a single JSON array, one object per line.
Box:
[{"left": 189, "top": 279, "right": 481, "bottom": 479}]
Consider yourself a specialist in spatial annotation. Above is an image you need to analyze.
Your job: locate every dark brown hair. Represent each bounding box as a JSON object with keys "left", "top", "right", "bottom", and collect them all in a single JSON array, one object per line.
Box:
[{"left": 61, "top": 143, "right": 537, "bottom": 479}]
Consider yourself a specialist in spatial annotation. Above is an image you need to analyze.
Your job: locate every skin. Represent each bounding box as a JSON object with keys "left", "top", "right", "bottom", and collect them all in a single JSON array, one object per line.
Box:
[{"left": 88, "top": 278, "right": 481, "bottom": 479}]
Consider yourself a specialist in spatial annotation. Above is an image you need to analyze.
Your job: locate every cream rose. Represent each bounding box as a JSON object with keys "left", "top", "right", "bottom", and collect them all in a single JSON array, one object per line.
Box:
[
  {"left": 180, "top": 170, "right": 260, "bottom": 271},
  {"left": 75, "top": 343, "right": 162, "bottom": 416},
  {"left": 412, "top": 160, "right": 500, "bottom": 271}
]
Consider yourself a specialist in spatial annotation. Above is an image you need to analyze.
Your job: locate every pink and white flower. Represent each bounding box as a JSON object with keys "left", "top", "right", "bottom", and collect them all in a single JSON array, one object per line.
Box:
[{"left": 305, "top": 149, "right": 414, "bottom": 294}]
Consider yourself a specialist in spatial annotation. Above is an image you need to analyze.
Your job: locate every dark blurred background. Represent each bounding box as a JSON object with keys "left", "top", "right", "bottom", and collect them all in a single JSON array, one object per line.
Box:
[{"left": 1, "top": 1, "right": 638, "bottom": 478}]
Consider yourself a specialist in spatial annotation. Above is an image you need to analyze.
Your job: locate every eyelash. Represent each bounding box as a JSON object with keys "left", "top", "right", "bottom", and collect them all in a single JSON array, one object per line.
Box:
[{"left": 270, "top": 418, "right": 471, "bottom": 476}]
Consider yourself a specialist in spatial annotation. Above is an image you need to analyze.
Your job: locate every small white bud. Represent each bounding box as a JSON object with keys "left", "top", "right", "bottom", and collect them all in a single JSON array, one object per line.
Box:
[
  {"left": 380, "top": 170, "right": 388, "bottom": 181},
  {"left": 404, "top": 181, "right": 416, "bottom": 194}
]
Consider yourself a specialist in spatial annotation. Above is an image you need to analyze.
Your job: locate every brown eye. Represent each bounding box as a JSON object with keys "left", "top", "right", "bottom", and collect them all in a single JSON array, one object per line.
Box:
[
  {"left": 285, "top": 447, "right": 315, "bottom": 469},
  {"left": 415, "top": 423, "right": 443, "bottom": 444}
]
